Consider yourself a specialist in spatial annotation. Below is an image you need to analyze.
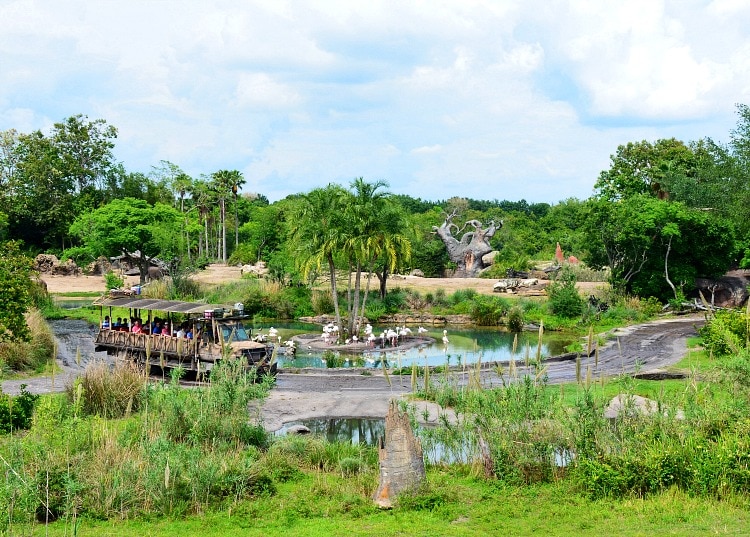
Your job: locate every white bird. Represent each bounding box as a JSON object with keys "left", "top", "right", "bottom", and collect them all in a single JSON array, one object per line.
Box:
[
  {"left": 268, "top": 327, "right": 278, "bottom": 337},
  {"left": 442, "top": 329, "right": 449, "bottom": 345},
  {"left": 418, "top": 326, "right": 428, "bottom": 334}
]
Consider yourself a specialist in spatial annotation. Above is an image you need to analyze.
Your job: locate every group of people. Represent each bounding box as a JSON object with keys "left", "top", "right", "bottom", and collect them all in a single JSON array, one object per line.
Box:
[{"left": 101, "top": 316, "right": 194, "bottom": 339}]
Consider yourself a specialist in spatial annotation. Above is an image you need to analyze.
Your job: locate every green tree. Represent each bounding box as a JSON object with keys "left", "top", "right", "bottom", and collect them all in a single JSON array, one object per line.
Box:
[
  {"left": 594, "top": 138, "right": 697, "bottom": 201},
  {"left": 210, "top": 170, "right": 243, "bottom": 263},
  {"left": 51, "top": 114, "right": 118, "bottom": 193},
  {"left": 69, "top": 198, "right": 182, "bottom": 284},
  {"left": 0, "top": 241, "right": 34, "bottom": 342},
  {"left": 288, "top": 184, "right": 349, "bottom": 334},
  {"left": 584, "top": 195, "right": 735, "bottom": 300}
]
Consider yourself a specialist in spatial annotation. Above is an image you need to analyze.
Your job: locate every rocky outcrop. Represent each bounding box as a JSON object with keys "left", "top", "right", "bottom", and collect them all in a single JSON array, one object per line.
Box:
[
  {"left": 694, "top": 270, "right": 750, "bottom": 308},
  {"left": 34, "top": 254, "right": 81, "bottom": 276},
  {"left": 86, "top": 256, "right": 112, "bottom": 275},
  {"left": 373, "top": 399, "right": 426, "bottom": 508}
]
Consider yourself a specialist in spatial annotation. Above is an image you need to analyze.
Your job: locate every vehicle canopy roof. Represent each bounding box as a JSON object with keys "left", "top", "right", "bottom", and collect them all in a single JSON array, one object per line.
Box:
[{"left": 93, "top": 296, "right": 231, "bottom": 316}]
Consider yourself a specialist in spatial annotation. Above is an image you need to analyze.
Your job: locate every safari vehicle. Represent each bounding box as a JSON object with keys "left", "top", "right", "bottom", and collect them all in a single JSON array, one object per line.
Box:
[{"left": 92, "top": 296, "right": 277, "bottom": 379}]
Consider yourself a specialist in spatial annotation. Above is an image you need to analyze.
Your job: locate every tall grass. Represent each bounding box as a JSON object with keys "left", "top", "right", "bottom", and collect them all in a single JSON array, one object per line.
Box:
[
  {"left": 67, "top": 360, "right": 146, "bottom": 419},
  {"left": 0, "top": 308, "right": 55, "bottom": 373},
  {"left": 0, "top": 359, "right": 276, "bottom": 527}
]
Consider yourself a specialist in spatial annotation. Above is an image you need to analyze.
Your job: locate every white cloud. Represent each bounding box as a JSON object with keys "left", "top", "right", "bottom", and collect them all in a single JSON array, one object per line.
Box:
[
  {"left": 234, "top": 73, "right": 302, "bottom": 109},
  {"left": 0, "top": 0, "right": 748, "bottom": 203}
]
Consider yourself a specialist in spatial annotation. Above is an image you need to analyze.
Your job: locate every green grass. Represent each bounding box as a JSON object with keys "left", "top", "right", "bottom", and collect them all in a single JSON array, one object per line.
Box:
[
  {"left": 31, "top": 471, "right": 750, "bottom": 536},
  {"left": 52, "top": 291, "right": 103, "bottom": 297}
]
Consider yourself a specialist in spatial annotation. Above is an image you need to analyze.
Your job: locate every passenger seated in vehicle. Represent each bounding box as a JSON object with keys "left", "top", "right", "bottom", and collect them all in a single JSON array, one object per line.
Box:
[
  {"left": 161, "top": 324, "right": 170, "bottom": 336},
  {"left": 152, "top": 321, "right": 162, "bottom": 335},
  {"left": 101, "top": 316, "right": 111, "bottom": 329},
  {"left": 113, "top": 317, "right": 121, "bottom": 329},
  {"left": 132, "top": 320, "right": 143, "bottom": 334}
]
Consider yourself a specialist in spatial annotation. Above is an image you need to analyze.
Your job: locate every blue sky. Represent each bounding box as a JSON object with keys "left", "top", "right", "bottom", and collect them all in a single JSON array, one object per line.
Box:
[{"left": 2, "top": 0, "right": 749, "bottom": 203}]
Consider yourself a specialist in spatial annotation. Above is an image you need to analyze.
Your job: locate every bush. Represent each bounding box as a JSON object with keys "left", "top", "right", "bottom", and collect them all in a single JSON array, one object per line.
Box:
[
  {"left": 699, "top": 310, "right": 748, "bottom": 356},
  {"left": 0, "top": 384, "right": 39, "bottom": 433},
  {"left": 0, "top": 309, "right": 55, "bottom": 373},
  {"left": 312, "top": 290, "right": 334, "bottom": 315},
  {"left": 547, "top": 267, "right": 583, "bottom": 318},
  {"left": 470, "top": 296, "right": 509, "bottom": 326},
  {"left": 104, "top": 271, "right": 124, "bottom": 290},
  {"left": 507, "top": 305, "right": 525, "bottom": 332}
]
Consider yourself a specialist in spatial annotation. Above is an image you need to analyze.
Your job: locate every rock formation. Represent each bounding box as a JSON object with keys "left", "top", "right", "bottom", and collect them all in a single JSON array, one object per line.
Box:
[
  {"left": 373, "top": 399, "right": 426, "bottom": 508},
  {"left": 433, "top": 210, "right": 501, "bottom": 277}
]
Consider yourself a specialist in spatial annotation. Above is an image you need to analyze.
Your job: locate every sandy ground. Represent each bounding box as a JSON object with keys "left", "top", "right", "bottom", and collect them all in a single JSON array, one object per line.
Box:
[{"left": 40, "top": 264, "right": 607, "bottom": 296}]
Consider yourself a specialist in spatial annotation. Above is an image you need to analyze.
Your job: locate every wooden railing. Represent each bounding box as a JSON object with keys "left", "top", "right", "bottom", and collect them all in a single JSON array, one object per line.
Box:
[{"left": 95, "top": 329, "right": 198, "bottom": 358}]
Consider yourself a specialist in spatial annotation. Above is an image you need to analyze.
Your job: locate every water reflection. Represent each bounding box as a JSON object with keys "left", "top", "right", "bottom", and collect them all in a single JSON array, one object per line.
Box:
[
  {"left": 276, "top": 417, "right": 573, "bottom": 467},
  {"left": 278, "top": 417, "right": 384, "bottom": 446},
  {"left": 251, "top": 321, "right": 572, "bottom": 369},
  {"left": 276, "top": 417, "right": 474, "bottom": 464}
]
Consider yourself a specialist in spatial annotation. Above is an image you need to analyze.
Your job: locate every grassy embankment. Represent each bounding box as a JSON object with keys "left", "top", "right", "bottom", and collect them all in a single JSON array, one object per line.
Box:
[{"left": 2, "top": 326, "right": 749, "bottom": 535}]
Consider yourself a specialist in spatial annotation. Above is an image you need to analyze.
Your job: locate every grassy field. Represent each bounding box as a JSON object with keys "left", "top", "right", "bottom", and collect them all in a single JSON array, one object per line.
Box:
[{"left": 30, "top": 472, "right": 750, "bottom": 536}]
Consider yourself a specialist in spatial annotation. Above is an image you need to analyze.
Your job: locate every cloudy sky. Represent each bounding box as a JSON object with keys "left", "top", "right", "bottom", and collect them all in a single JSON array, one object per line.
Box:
[{"left": 2, "top": 0, "right": 749, "bottom": 203}]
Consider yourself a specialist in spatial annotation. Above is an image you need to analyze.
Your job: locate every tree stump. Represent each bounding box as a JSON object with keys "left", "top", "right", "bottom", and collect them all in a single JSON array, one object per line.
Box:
[{"left": 373, "top": 399, "right": 426, "bottom": 508}]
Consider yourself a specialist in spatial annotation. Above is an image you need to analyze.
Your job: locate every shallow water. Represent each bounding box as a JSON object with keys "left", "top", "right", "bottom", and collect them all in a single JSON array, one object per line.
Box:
[{"left": 251, "top": 321, "right": 572, "bottom": 369}]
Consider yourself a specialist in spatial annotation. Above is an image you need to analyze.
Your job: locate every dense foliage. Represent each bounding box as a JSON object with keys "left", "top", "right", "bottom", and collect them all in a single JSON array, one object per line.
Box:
[
  {"left": 0, "top": 241, "right": 34, "bottom": 342},
  {"left": 2, "top": 105, "right": 750, "bottom": 343}
]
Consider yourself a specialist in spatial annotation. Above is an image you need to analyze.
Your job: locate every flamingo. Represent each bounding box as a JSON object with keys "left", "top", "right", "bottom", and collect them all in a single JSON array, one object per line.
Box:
[
  {"left": 418, "top": 326, "right": 428, "bottom": 334},
  {"left": 442, "top": 329, "right": 449, "bottom": 345}
]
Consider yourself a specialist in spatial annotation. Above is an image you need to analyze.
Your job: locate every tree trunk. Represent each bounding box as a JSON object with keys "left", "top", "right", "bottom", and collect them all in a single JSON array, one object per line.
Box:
[
  {"left": 328, "top": 254, "right": 343, "bottom": 338},
  {"left": 665, "top": 235, "right": 678, "bottom": 300},
  {"left": 221, "top": 198, "right": 227, "bottom": 263}
]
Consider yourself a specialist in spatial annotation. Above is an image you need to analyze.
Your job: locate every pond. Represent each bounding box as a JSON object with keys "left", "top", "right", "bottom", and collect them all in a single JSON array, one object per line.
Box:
[
  {"left": 276, "top": 417, "right": 471, "bottom": 464},
  {"left": 276, "top": 417, "right": 573, "bottom": 467},
  {"left": 247, "top": 321, "right": 573, "bottom": 369}
]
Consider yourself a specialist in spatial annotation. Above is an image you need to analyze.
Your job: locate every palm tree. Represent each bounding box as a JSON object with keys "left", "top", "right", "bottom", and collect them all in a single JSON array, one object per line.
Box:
[
  {"left": 289, "top": 184, "right": 349, "bottom": 335},
  {"left": 171, "top": 172, "right": 194, "bottom": 260},
  {"left": 231, "top": 174, "right": 247, "bottom": 248},
  {"left": 343, "top": 178, "right": 390, "bottom": 336},
  {"left": 188, "top": 179, "right": 212, "bottom": 259},
  {"left": 210, "top": 170, "right": 242, "bottom": 263}
]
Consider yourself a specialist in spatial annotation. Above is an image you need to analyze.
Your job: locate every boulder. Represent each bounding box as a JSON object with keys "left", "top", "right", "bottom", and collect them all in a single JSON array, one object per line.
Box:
[
  {"left": 604, "top": 394, "right": 684, "bottom": 420},
  {"left": 409, "top": 269, "right": 425, "bottom": 277},
  {"left": 34, "top": 254, "right": 59, "bottom": 273},
  {"left": 482, "top": 251, "right": 499, "bottom": 265},
  {"left": 86, "top": 256, "right": 112, "bottom": 275},
  {"left": 286, "top": 424, "right": 311, "bottom": 435},
  {"left": 50, "top": 258, "right": 80, "bottom": 276}
]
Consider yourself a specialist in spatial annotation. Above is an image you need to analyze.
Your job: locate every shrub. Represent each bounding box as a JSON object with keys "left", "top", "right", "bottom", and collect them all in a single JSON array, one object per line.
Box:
[
  {"left": 0, "top": 384, "right": 39, "bottom": 433},
  {"left": 470, "top": 296, "right": 509, "bottom": 326},
  {"left": 0, "top": 309, "right": 55, "bottom": 373},
  {"left": 312, "top": 290, "right": 334, "bottom": 315},
  {"left": 547, "top": 267, "right": 583, "bottom": 318},
  {"left": 104, "top": 270, "right": 124, "bottom": 290},
  {"left": 507, "top": 305, "right": 525, "bottom": 332},
  {"left": 700, "top": 310, "right": 748, "bottom": 356}
]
